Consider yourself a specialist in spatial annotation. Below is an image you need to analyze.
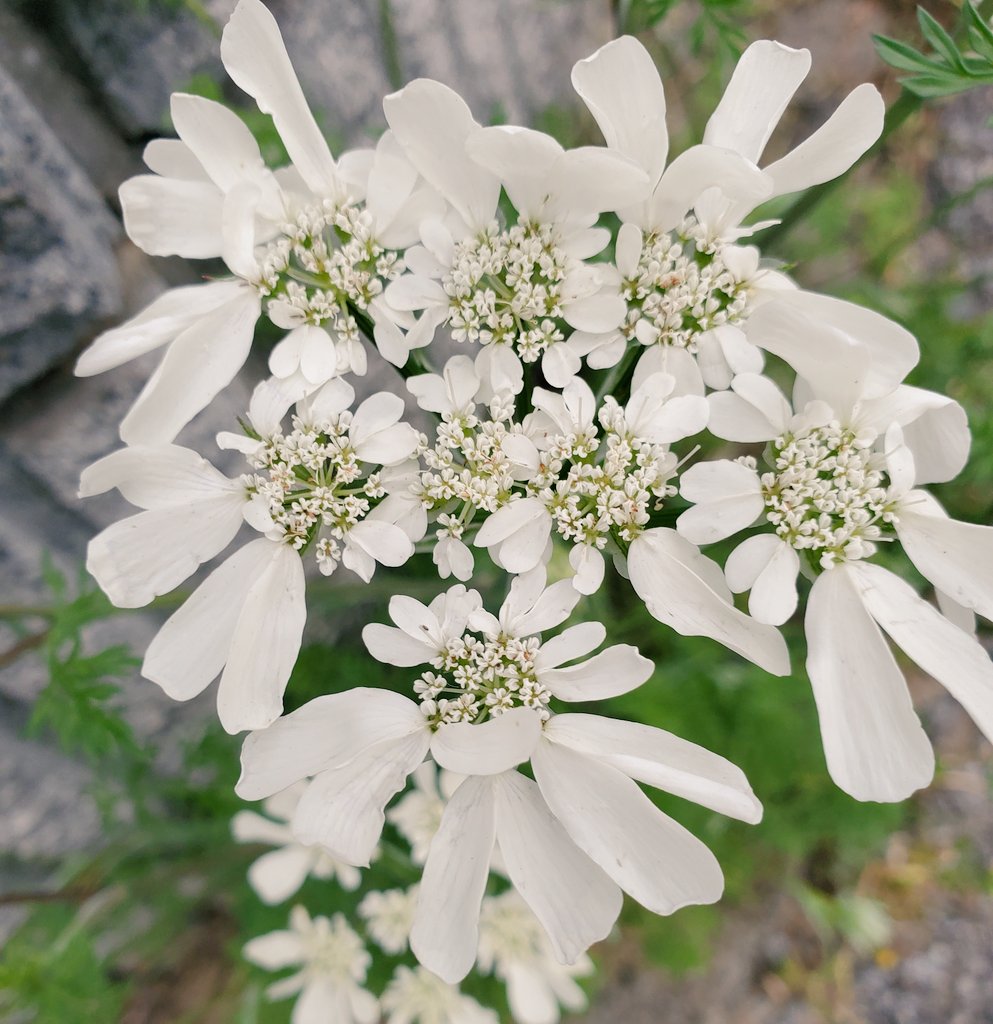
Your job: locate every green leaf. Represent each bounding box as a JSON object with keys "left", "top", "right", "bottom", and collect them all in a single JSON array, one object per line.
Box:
[
  {"left": 965, "top": 1, "right": 993, "bottom": 62},
  {"left": 917, "top": 7, "right": 967, "bottom": 71},
  {"left": 872, "top": 34, "right": 942, "bottom": 74}
]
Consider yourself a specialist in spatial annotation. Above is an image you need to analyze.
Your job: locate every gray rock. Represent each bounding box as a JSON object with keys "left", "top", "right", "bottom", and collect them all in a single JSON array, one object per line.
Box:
[
  {"left": 0, "top": 717, "right": 100, "bottom": 860},
  {"left": 387, "top": 0, "right": 612, "bottom": 128},
  {"left": 47, "top": 0, "right": 238, "bottom": 137},
  {"left": 0, "top": 6, "right": 137, "bottom": 201},
  {"left": 0, "top": 61, "right": 122, "bottom": 402}
]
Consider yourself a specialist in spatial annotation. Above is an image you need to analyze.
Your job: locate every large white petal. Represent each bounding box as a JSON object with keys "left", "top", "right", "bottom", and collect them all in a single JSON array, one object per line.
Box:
[
  {"left": 474, "top": 499, "right": 551, "bottom": 570},
  {"left": 541, "top": 645, "right": 653, "bottom": 702},
  {"left": 744, "top": 300, "right": 870, "bottom": 416},
  {"left": 79, "top": 444, "right": 238, "bottom": 508},
  {"left": 75, "top": 281, "right": 242, "bottom": 376},
  {"left": 291, "top": 730, "right": 431, "bottom": 865},
  {"left": 553, "top": 147, "right": 651, "bottom": 219},
  {"left": 465, "top": 126, "right": 562, "bottom": 222},
  {"left": 431, "top": 707, "right": 542, "bottom": 776},
  {"left": 896, "top": 506, "right": 993, "bottom": 622},
  {"left": 143, "top": 537, "right": 275, "bottom": 701},
  {"left": 220, "top": 0, "right": 339, "bottom": 197},
  {"left": 546, "top": 714, "right": 762, "bottom": 824},
  {"left": 628, "top": 529, "right": 790, "bottom": 675},
  {"left": 804, "top": 566, "right": 934, "bottom": 802},
  {"left": 86, "top": 494, "right": 244, "bottom": 608},
  {"left": 119, "top": 175, "right": 223, "bottom": 257},
  {"left": 119, "top": 288, "right": 262, "bottom": 445},
  {"left": 216, "top": 543, "right": 306, "bottom": 733},
  {"left": 773, "top": 290, "right": 919, "bottom": 399},
  {"left": 237, "top": 687, "right": 425, "bottom": 800},
  {"left": 384, "top": 79, "right": 500, "bottom": 231},
  {"left": 860, "top": 385, "right": 970, "bottom": 484},
  {"left": 532, "top": 739, "right": 725, "bottom": 915},
  {"left": 570, "top": 35, "right": 669, "bottom": 183},
  {"left": 170, "top": 92, "right": 268, "bottom": 193},
  {"left": 410, "top": 775, "right": 497, "bottom": 983},
  {"left": 493, "top": 770, "right": 622, "bottom": 964},
  {"left": 765, "top": 84, "right": 884, "bottom": 199},
  {"left": 704, "top": 41, "right": 811, "bottom": 163},
  {"left": 850, "top": 561, "right": 993, "bottom": 748}
]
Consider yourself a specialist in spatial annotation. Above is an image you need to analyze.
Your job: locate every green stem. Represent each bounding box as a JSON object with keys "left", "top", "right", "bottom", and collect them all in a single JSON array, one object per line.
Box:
[
  {"left": 753, "top": 90, "right": 924, "bottom": 252},
  {"left": 595, "top": 342, "right": 640, "bottom": 406}
]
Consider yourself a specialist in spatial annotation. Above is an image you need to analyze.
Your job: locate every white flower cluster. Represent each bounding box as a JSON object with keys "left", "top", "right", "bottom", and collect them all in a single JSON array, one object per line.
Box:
[{"left": 75, "top": 0, "right": 993, "bottom": 1014}]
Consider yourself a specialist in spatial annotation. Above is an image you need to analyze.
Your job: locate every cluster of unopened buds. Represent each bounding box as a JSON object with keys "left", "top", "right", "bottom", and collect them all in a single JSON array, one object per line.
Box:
[{"left": 77, "top": 1, "right": 993, "bottom": 1020}]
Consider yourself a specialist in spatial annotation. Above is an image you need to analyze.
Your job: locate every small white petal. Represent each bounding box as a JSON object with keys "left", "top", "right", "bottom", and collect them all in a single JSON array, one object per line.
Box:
[
  {"left": 541, "top": 646, "right": 653, "bottom": 702},
  {"left": 431, "top": 707, "right": 542, "bottom": 776}
]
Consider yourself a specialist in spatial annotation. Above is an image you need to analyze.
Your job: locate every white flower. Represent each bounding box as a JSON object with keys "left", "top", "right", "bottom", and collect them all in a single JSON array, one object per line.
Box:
[
  {"left": 244, "top": 907, "right": 378, "bottom": 1024},
  {"left": 382, "top": 78, "right": 649, "bottom": 391},
  {"left": 677, "top": 357, "right": 993, "bottom": 802},
  {"left": 233, "top": 782, "right": 361, "bottom": 903},
  {"left": 75, "top": 0, "right": 438, "bottom": 444},
  {"left": 478, "top": 890, "right": 592, "bottom": 1024},
  {"left": 565, "top": 34, "right": 887, "bottom": 392},
  {"left": 472, "top": 374, "right": 708, "bottom": 592},
  {"left": 80, "top": 377, "right": 419, "bottom": 733},
  {"left": 381, "top": 966, "right": 498, "bottom": 1024},
  {"left": 358, "top": 885, "right": 419, "bottom": 955},
  {"left": 237, "top": 570, "right": 761, "bottom": 983}
]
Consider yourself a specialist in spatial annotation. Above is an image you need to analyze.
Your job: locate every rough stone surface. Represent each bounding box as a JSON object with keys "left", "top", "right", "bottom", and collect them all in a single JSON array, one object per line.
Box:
[
  {"left": 931, "top": 87, "right": 993, "bottom": 306},
  {"left": 45, "top": 0, "right": 238, "bottom": 137},
  {"left": 387, "top": 0, "right": 612, "bottom": 126},
  {"left": 0, "top": 717, "right": 100, "bottom": 860},
  {"left": 0, "top": 61, "right": 122, "bottom": 402},
  {"left": 0, "top": 6, "right": 137, "bottom": 200}
]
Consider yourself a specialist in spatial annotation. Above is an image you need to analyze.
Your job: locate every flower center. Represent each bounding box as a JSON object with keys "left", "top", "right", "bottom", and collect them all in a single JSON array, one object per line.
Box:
[
  {"left": 444, "top": 220, "right": 567, "bottom": 362},
  {"left": 530, "top": 399, "right": 677, "bottom": 548},
  {"left": 256, "top": 199, "right": 403, "bottom": 336},
  {"left": 418, "top": 404, "right": 524, "bottom": 542},
  {"left": 760, "top": 422, "right": 899, "bottom": 568},
  {"left": 244, "top": 413, "right": 386, "bottom": 573},
  {"left": 302, "top": 914, "right": 369, "bottom": 983},
  {"left": 622, "top": 222, "right": 751, "bottom": 351},
  {"left": 416, "top": 632, "right": 551, "bottom": 725}
]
